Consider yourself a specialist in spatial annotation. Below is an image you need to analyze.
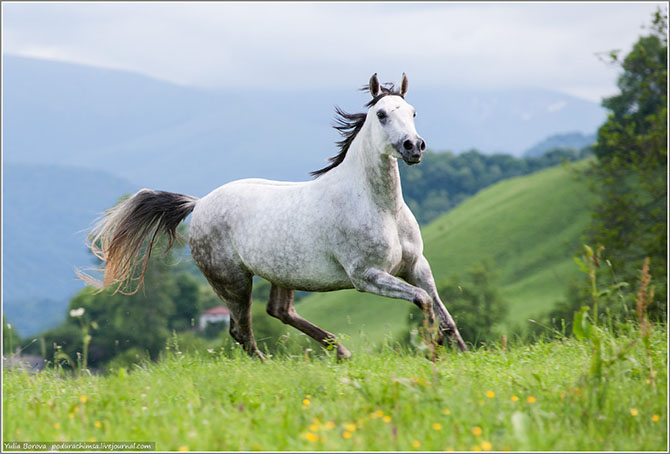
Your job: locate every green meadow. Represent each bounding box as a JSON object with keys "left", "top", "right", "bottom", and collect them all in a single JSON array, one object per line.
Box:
[{"left": 3, "top": 326, "right": 666, "bottom": 451}]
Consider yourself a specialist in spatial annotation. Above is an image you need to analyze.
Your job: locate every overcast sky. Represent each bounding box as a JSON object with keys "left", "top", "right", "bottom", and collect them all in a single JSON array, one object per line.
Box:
[{"left": 2, "top": 2, "right": 666, "bottom": 101}]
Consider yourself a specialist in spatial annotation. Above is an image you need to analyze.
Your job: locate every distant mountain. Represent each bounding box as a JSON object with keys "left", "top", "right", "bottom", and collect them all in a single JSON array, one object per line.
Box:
[
  {"left": 523, "top": 131, "right": 597, "bottom": 157},
  {"left": 2, "top": 164, "right": 137, "bottom": 335},
  {"left": 3, "top": 55, "right": 606, "bottom": 196}
]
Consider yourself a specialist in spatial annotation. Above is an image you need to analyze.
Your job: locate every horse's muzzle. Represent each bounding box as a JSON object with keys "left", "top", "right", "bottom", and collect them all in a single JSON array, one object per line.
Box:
[
  {"left": 403, "top": 155, "right": 422, "bottom": 165},
  {"left": 396, "top": 136, "right": 426, "bottom": 165}
]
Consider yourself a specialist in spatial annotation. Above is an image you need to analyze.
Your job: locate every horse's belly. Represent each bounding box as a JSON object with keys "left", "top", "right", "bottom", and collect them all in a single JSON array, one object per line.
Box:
[
  {"left": 241, "top": 240, "right": 353, "bottom": 291},
  {"left": 257, "top": 264, "right": 353, "bottom": 292}
]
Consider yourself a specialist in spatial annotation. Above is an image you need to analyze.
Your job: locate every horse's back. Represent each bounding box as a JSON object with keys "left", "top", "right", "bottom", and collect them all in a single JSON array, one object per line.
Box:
[{"left": 189, "top": 178, "right": 353, "bottom": 291}]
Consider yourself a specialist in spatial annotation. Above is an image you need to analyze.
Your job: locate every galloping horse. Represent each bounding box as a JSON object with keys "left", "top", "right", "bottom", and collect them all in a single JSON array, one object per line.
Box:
[{"left": 83, "top": 73, "right": 467, "bottom": 358}]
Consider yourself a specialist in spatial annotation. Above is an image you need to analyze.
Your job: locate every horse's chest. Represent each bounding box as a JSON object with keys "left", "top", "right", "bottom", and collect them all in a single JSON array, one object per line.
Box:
[{"left": 348, "top": 217, "right": 405, "bottom": 269}]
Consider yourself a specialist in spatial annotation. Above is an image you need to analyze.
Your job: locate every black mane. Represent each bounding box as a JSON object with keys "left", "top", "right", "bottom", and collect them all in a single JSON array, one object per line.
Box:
[{"left": 310, "top": 82, "right": 404, "bottom": 178}]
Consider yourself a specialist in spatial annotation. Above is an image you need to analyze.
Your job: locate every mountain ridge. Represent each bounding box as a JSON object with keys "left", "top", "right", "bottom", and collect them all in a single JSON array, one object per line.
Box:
[{"left": 4, "top": 54, "right": 605, "bottom": 196}]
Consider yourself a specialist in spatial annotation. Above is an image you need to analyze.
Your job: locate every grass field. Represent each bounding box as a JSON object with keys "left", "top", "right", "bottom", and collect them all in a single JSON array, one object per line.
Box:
[
  {"left": 292, "top": 161, "right": 595, "bottom": 349},
  {"left": 3, "top": 326, "right": 666, "bottom": 451}
]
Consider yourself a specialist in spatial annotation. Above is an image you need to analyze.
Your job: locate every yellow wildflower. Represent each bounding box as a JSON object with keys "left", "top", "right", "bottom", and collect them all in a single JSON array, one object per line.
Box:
[
  {"left": 325, "top": 421, "right": 335, "bottom": 430},
  {"left": 630, "top": 408, "right": 638, "bottom": 416},
  {"left": 178, "top": 446, "right": 189, "bottom": 451},
  {"left": 652, "top": 414, "right": 660, "bottom": 422},
  {"left": 88, "top": 438, "right": 96, "bottom": 443},
  {"left": 342, "top": 431, "right": 352, "bottom": 439},
  {"left": 305, "top": 394, "right": 311, "bottom": 399},
  {"left": 382, "top": 415, "right": 392, "bottom": 423},
  {"left": 344, "top": 423, "right": 356, "bottom": 432},
  {"left": 527, "top": 396, "right": 536, "bottom": 404},
  {"left": 511, "top": 395, "right": 519, "bottom": 402},
  {"left": 94, "top": 421, "right": 102, "bottom": 428},
  {"left": 371, "top": 409, "right": 384, "bottom": 419},
  {"left": 412, "top": 440, "right": 421, "bottom": 448},
  {"left": 301, "top": 405, "right": 307, "bottom": 410},
  {"left": 53, "top": 423, "right": 61, "bottom": 430},
  {"left": 305, "top": 432, "right": 319, "bottom": 442},
  {"left": 309, "top": 424, "right": 319, "bottom": 432},
  {"left": 68, "top": 413, "right": 75, "bottom": 419},
  {"left": 303, "top": 399, "right": 310, "bottom": 406},
  {"left": 472, "top": 445, "right": 481, "bottom": 451},
  {"left": 485, "top": 391, "right": 495, "bottom": 398},
  {"left": 432, "top": 423, "right": 442, "bottom": 431},
  {"left": 481, "top": 441, "right": 492, "bottom": 450},
  {"left": 442, "top": 408, "right": 451, "bottom": 415},
  {"left": 472, "top": 426, "right": 483, "bottom": 436},
  {"left": 79, "top": 396, "right": 88, "bottom": 403}
]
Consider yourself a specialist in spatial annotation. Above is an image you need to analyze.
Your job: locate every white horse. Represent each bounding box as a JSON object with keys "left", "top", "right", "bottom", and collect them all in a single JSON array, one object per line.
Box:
[{"left": 83, "top": 73, "right": 467, "bottom": 359}]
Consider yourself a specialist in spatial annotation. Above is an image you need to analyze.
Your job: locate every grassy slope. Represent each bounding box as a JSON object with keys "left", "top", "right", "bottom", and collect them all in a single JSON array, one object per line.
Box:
[
  {"left": 291, "top": 161, "right": 595, "bottom": 349},
  {"left": 3, "top": 329, "right": 666, "bottom": 451}
]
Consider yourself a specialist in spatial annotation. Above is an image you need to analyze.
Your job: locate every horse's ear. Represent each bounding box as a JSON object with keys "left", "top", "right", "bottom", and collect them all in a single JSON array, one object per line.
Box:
[
  {"left": 400, "top": 73, "right": 408, "bottom": 97},
  {"left": 369, "top": 73, "right": 381, "bottom": 98}
]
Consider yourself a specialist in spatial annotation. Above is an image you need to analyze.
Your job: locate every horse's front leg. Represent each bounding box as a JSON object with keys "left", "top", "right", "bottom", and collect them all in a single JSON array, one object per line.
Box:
[
  {"left": 349, "top": 267, "right": 442, "bottom": 335},
  {"left": 403, "top": 256, "right": 468, "bottom": 351}
]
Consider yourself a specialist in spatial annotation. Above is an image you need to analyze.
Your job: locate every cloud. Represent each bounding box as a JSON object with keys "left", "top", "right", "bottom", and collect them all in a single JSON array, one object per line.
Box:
[{"left": 2, "top": 2, "right": 666, "bottom": 101}]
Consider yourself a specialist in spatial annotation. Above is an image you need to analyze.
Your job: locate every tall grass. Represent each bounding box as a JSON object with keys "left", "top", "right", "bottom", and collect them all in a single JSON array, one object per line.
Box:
[{"left": 4, "top": 326, "right": 666, "bottom": 451}]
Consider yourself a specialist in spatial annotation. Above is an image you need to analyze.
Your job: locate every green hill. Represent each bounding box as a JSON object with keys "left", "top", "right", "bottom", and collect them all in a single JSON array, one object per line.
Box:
[{"left": 286, "top": 160, "right": 595, "bottom": 350}]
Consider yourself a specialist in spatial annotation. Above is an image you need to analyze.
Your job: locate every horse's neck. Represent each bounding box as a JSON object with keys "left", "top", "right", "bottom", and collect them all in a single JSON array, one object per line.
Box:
[{"left": 340, "top": 132, "right": 404, "bottom": 213}]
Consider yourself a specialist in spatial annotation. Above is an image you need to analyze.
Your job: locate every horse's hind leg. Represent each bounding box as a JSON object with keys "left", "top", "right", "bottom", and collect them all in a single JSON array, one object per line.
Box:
[
  {"left": 266, "top": 284, "right": 351, "bottom": 359},
  {"left": 205, "top": 271, "right": 265, "bottom": 360}
]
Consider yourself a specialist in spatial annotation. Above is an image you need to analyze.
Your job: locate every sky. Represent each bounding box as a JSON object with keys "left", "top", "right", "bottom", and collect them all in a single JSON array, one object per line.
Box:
[{"left": 2, "top": 2, "right": 666, "bottom": 102}]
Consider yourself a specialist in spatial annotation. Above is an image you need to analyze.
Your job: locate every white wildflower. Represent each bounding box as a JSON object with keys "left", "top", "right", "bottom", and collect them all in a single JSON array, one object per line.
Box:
[{"left": 70, "top": 308, "right": 85, "bottom": 317}]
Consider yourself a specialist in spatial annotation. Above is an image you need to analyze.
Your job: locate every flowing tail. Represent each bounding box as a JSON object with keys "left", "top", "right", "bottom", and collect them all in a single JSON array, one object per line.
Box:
[{"left": 78, "top": 189, "right": 198, "bottom": 294}]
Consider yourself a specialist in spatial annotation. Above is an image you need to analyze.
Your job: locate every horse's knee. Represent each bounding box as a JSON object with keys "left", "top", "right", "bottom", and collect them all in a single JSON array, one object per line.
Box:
[{"left": 412, "top": 289, "right": 432, "bottom": 311}]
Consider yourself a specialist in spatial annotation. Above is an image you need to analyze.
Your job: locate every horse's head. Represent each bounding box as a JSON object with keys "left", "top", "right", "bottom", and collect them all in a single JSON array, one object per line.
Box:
[{"left": 366, "top": 73, "right": 426, "bottom": 165}]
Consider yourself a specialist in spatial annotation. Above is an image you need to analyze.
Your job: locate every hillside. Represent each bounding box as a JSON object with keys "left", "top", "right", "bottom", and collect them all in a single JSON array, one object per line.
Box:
[
  {"left": 290, "top": 161, "right": 595, "bottom": 349},
  {"left": 522, "top": 131, "right": 596, "bottom": 157}
]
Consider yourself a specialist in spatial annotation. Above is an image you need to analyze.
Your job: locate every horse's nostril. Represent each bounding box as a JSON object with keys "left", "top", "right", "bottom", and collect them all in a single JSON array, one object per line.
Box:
[
  {"left": 419, "top": 139, "right": 426, "bottom": 151},
  {"left": 403, "top": 140, "right": 413, "bottom": 151}
]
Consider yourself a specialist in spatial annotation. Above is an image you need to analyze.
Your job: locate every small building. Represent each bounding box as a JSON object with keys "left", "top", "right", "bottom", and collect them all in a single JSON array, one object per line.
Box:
[
  {"left": 3, "top": 353, "right": 45, "bottom": 373},
  {"left": 199, "top": 306, "right": 231, "bottom": 331}
]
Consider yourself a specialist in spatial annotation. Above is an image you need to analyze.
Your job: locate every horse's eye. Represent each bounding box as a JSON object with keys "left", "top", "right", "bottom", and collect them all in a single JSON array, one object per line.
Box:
[
  {"left": 376, "top": 110, "right": 387, "bottom": 121},
  {"left": 413, "top": 111, "right": 416, "bottom": 118}
]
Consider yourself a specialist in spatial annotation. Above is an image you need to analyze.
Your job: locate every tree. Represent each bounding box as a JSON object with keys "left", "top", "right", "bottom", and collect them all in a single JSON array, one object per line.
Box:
[
  {"left": 587, "top": 9, "right": 668, "bottom": 318},
  {"left": 169, "top": 273, "right": 202, "bottom": 332}
]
